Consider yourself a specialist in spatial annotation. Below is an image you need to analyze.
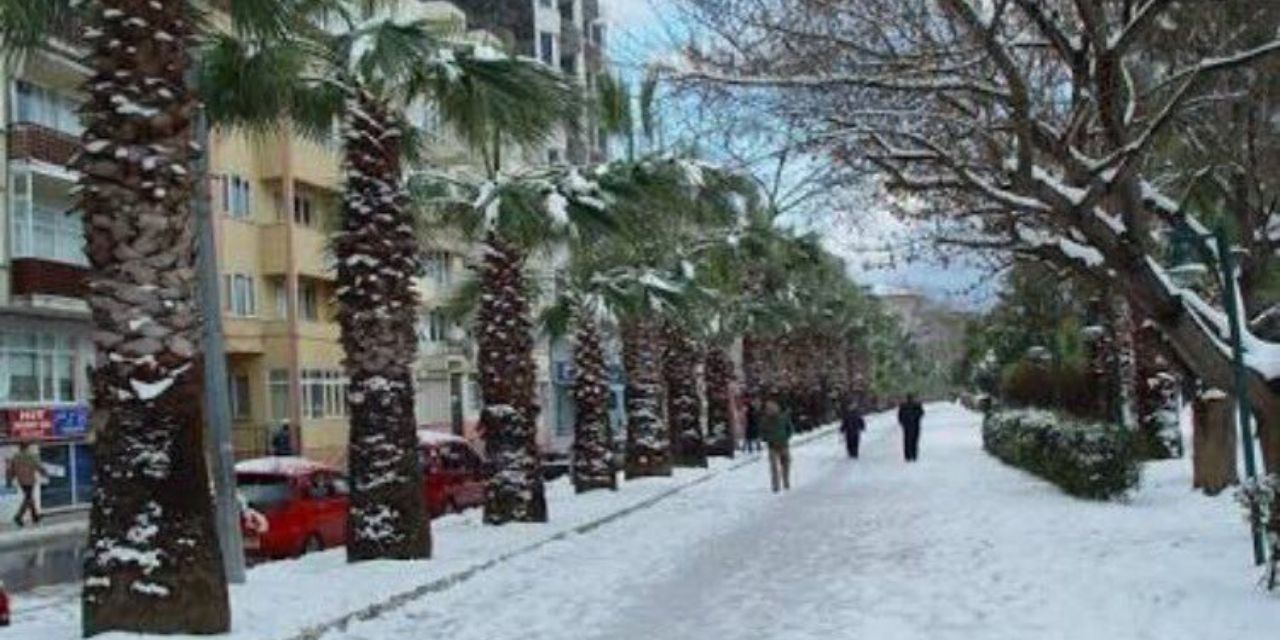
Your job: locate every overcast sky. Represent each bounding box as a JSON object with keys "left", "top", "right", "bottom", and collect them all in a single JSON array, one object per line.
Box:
[{"left": 601, "top": 0, "right": 996, "bottom": 310}]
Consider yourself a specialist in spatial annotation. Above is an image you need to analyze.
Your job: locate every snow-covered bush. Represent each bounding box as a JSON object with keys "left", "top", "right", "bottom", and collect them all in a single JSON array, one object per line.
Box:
[
  {"left": 983, "top": 409, "right": 1139, "bottom": 500},
  {"left": 1235, "top": 474, "right": 1279, "bottom": 590}
]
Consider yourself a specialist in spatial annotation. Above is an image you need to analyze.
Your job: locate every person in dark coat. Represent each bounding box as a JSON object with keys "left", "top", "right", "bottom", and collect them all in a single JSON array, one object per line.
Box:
[
  {"left": 271, "top": 421, "right": 294, "bottom": 456},
  {"left": 744, "top": 398, "right": 763, "bottom": 453},
  {"left": 898, "top": 394, "right": 925, "bottom": 461},
  {"left": 840, "top": 400, "right": 866, "bottom": 459}
]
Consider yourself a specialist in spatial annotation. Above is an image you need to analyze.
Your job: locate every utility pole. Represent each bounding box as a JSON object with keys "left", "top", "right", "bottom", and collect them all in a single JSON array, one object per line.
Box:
[
  {"left": 194, "top": 105, "right": 247, "bottom": 583},
  {"left": 1215, "top": 228, "right": 1267, "bottom": 567}
]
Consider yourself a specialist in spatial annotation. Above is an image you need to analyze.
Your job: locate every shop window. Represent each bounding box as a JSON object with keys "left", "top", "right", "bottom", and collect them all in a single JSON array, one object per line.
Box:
[{"left": 37, "top": 442, "right": 92, "bottom": 510}]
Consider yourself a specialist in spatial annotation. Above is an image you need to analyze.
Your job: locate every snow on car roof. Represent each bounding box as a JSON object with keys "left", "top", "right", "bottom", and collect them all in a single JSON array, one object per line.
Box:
[
  {"left": 417, "top": 428, "right": 468, "bottom": 446},
  {"left": 235, "top": 456, "right": 333, "bottom": 476}
]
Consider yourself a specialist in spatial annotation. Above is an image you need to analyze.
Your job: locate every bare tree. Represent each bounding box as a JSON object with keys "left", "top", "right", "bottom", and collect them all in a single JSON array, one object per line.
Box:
[{"left": 669, "top": 0, "right": 1280, "bottom": 471}]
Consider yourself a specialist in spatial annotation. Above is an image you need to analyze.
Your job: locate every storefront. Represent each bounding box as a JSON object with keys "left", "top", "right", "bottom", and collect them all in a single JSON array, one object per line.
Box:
[{"left": 0, "top": 322, "right": 94, "bottom": 519}]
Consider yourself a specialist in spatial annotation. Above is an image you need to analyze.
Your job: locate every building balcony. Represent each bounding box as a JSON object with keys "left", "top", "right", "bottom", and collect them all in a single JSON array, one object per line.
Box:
[
  {"left": 7, "top": 122, "right": 79, "bottom": 167},
  {"left": 9, "top": 257, "right": 88, "bottom": 299},
  {"left": 260, "top": 224, "right": 335, "bottom": 281}
]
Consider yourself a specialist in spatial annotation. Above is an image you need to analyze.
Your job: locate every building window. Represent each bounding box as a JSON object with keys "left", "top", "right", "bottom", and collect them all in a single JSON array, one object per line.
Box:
[
  {"left": 592, "top": 23, "right": 605, "bottom": 47},
  {"left": 269, "top": 369, "right": 289, "bottom": 420},
  {"left": 422, "top": 251, "right": 453, "bottom": 287},
  {"left": 419, "top": 310, "right": 449, "bottom": 343},
  {"left": 228, "top": 373, "right": 251, "bottom": 419},
  {"left": 293, "top": 193, "right": 315, "bottom": 227},
  {"left": 9, "top": 170, "right": 86, "bottom": 266},
  {"left": 271, "top": 279, "right": 288, "bottom": 319},
  {"left": 299, "top": 281, "right": 319, "bottom": 322},
  {"left": 222, "top": 175, "right": 252, "bottom": 219},
  {"left": 547, "top": 148, "right": 562, "bottom": 165},
  {"left": 539, "top": 32, "right": 555, "bottom": 67},
  {"left": 223, "top": 273, "right": 257, "bottom": 317},
  {"left": 0, "top": 332, "right": 79, "bottom": 404},
  {"left": 11, "top": 80, "right": 82, "bottom": 135},
  {"left": 300, "top": 369, "right": 348, "bottom": 419},
  {"left": 538, "top": 0, "right": 552, "bottom": 7}
]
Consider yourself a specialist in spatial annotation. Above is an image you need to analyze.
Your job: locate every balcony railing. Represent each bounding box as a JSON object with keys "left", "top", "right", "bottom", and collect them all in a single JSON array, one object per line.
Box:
[
  {"left": 10, "top": 257, "right": 88, "bottom": 299},
  {"left": 8, "top": 122, "right": 79, "bottom": 167}
]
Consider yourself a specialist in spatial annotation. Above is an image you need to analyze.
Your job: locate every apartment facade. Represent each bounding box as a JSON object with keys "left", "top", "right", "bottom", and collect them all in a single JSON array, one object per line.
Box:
[
  {"left": 0, "top": 26, "right": 96, "bottom": 520},
  {"left": 0, "top": 1, "right": 610, "bottom": 519}
]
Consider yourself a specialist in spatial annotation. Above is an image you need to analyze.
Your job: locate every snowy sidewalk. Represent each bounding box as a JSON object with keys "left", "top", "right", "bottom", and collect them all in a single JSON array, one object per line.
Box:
[
  {"left": 322, "top": 403, "right": 1276, "bottom": 640},
  {"left": 1, "top": 427, "right": 821, "bottom": 640}
]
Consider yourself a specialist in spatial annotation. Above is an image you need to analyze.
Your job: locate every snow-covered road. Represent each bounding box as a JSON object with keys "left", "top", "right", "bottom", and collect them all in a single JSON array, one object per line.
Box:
[{"left": 330, "top": 403, "right": 1276, "bottom": 640}]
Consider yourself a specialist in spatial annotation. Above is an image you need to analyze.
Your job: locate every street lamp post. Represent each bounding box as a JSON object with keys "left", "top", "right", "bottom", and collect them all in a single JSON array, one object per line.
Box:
[{"left": 1171, "top": 222, "right": 1267, "bottom": 566}]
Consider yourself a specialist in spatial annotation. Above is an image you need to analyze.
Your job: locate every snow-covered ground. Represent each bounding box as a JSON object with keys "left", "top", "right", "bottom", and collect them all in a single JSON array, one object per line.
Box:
[{"left": 5, "top": 404, "right": 1275, "bottom": 639}]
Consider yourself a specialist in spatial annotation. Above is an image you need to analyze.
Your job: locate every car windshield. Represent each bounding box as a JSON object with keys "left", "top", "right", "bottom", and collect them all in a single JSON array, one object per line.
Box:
[{"left": 237, "top": 475, "right": 293, "bottom": 510}]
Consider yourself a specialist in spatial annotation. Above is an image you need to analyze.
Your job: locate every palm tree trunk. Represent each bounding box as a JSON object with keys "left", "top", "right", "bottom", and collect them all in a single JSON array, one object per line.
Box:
[
  {"left": 571, "top": 314, "right": 616, "bottom": 492},
  {"left": 704, "top": 346, "right": 735, "bottom": 458},
  {"left": 477, "top": 232, "right": 547, "bottom": 523},
  {"left": 78, "top": 1, "right": 228, "bottom": 633},
  {"left": 623, "top": 318, "right": 671, "bottom": 478},
  {"left": 336, "top": 89, "right": 431, "bottom": 560},
  {"left": 663, "top": 322, "right": 706, "bottom": 467}
]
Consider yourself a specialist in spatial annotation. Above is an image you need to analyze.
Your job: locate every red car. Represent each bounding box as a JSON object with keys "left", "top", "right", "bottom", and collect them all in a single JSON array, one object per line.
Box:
[
  {"left": 236, "top": 457, "right": 348, "bottom": 558},
  {"left": 418, "top": 430, "right": 488, "bottom": 517}
]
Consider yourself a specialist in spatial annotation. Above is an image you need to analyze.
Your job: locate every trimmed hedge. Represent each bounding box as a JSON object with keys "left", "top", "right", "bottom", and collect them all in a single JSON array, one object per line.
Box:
[{"left": 983, "top": 409, "right": 1139, "bottom": 500}]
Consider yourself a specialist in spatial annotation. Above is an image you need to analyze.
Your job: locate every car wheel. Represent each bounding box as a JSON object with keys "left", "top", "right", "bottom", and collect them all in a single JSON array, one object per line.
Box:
[{"left": 302, "top": 534, "right": 324, "bottom": 555}]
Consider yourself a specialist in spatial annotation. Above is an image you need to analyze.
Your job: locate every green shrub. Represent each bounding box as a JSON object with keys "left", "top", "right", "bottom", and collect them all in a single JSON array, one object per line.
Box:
[
  {"left": 1000, "top": 359, "right": 1104, "bottom": 421},
  {"left": 983, "top": 409, "right": 1139, "bottom": 500}
]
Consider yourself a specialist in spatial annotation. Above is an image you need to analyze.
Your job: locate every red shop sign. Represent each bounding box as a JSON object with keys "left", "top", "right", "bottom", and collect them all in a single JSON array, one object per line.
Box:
[{"left": 6, "top": 408, "right": 54, "bottom": 440}]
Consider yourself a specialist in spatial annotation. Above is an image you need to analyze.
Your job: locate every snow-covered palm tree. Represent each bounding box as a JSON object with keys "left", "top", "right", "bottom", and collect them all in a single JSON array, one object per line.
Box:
[
  {"left": 418, "top": 166, "right": 606, "bottom": 522},
  {"left": 0, "top": 0, "right": 341, "bottom": 632},
  {"left": 201, "top": 1, "right": 574, "bottom": 555}
]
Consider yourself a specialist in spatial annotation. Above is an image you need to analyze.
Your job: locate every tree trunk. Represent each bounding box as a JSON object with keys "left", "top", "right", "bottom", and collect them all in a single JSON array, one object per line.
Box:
[
  {"left": 663, "top": 322, "right": 706, "bottom": 467},
  {"left": 77, "top": 1, "right": 229, "bottom": 634},
  {"left": 1192, "top": 390, "right": 1238, "bottom": 495},
  {"left": 336, "top": 90, "right": 430, "bottom": 560},
  {"left": 1135, "top": 324, "right": 1183, "bottom": 460},
  {"left": 571, "top": 315, "right": 616, "bottom": 492},
  {"left": 477, "top": 233, "right": 546, "bottom": 523},
  {"left": 704, "top": 346, "right": 736, "bottom": 458},
  {"left": 623, "top": 319, "right": 671, "bottom": 478},
  {"left": 1110, "top": 296, "right": 1140, "bottom": 429}
]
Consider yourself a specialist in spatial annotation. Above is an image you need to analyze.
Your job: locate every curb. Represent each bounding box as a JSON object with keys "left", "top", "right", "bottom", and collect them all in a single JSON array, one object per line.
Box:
[
  {"left": 0, "top": 521, "right": 88, "bottom": 553},
  {"left": 289, "top": 424, "right": 837, "bottom": 640}
]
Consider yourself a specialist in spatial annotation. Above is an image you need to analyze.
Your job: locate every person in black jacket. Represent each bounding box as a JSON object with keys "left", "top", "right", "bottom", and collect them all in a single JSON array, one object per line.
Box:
[
  {"left": 898, "top": 394, "right": 925, "bottom": 462},
  {"left": 839, "top": 400, "right": 866, "bottom": 459},
  {"left": 744, "top": 398, "right": 763, "bottom": 453}
]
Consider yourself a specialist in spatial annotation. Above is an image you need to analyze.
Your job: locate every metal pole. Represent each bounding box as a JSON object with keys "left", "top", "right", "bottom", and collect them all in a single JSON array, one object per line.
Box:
[
  {"left": 194, "top": 103, "right": 247, "bottom": 583},
  {"left": 1215, "top": 228, "right": 1267, "bottom": 567}
]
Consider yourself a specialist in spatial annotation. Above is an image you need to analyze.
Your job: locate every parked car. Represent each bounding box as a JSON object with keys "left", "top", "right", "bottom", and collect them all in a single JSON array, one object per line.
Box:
[
  {"left": 541, "top": 450, "right": 571, "bottom": 481},
  {"left": 0, "top": 580, "right": 9, "bottom": 626},
  {"left": 235, "top": 456, "right": 348, "bottom": 559},
  {"left": 418, "top": 429, "right": 488, "bottom": 517}
]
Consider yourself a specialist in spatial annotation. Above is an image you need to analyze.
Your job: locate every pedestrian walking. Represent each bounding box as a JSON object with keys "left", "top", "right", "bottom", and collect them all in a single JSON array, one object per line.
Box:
[
  {"left": 840, "top": 399, "right": 866, "bottom": 459},
  {"left": 271, "top": 420, "right": 294, "bottom": 456},
  {"left": 744, "top": 398, "right": 763, "bottom": 453},
  {"left": 6, "top": 443, "right": 46, "bottom": 527},
  {"left": 898, "top": 393, "right": 925, "bottom": 462},
  {"left": 761, "top": 399, "right": 794, "bottom": 492}
]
